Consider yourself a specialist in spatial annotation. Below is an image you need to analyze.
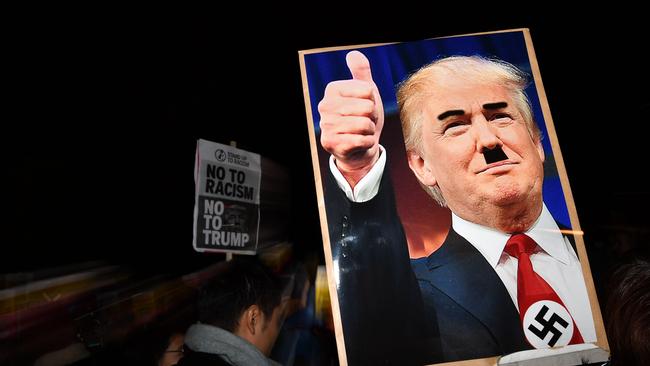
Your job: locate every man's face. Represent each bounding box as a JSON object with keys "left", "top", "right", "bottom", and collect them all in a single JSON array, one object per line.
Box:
[
  {"left": 256, "top": 303, "right": 286, "bottom": 356},
  {"left": 409, "top": 75, "right": 545, "bottom": 221},
  {"left": 158, "top": 333, "right": 184, "bottom": 366}
]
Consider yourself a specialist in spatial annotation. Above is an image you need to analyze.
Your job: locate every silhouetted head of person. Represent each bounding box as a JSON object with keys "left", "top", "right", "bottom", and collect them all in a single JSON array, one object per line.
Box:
[
  {"left": 605, "top": 259, "right": 650, "bottom": 366},
  {"left": 197, "top": 258, "right": 285, "bottom": 356}
]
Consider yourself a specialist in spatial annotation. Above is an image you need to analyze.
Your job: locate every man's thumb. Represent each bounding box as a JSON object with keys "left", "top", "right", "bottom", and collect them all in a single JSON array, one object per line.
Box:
[{"left": 346, "top": 50, "right": 373, "bottom": 82}]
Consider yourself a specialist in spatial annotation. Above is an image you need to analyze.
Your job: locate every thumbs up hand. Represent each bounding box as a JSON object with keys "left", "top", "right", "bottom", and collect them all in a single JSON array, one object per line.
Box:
[{"left": 318, "top": 51, "right": 384, "bottom": 188}]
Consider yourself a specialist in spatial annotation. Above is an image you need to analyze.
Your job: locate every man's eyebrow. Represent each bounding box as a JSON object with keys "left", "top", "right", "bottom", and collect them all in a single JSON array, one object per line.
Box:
[
  {"left": 437, "top": 109, "right": 465, "bottom": 121},
  {"left": 482, "top": 102, "right": 508, "bottom": 110}
]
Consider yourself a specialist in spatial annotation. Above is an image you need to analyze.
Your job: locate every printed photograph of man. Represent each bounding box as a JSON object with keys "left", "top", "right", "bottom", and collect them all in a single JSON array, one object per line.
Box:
[{"left": 301, "top": 30, "right": 602, "bottom": 365}]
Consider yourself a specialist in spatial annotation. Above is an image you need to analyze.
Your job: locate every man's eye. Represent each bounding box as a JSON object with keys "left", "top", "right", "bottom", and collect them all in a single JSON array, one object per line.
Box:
[
  {"left": 444, "top": 121, "right": 465, "bottom": 132},
  {"left": 491, "top": 113, "right": 512, "bottom": 121}
]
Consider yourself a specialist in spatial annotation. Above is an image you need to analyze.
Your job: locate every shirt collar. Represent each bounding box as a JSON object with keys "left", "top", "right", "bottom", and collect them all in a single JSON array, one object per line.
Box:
[{"left": 451, "top": 203, "right": 569, "bottom": 268}]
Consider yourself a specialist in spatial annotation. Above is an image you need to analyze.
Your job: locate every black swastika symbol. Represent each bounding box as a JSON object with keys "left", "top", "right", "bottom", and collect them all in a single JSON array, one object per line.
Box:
[{"left": 527, "top": 304, "right": 569, "bottom": 347}]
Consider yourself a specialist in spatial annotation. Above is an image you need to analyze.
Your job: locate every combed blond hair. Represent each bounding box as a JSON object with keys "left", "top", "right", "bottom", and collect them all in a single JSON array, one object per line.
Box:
[{"left": 397, "top": 56, "right": 540, "bottom": 206}]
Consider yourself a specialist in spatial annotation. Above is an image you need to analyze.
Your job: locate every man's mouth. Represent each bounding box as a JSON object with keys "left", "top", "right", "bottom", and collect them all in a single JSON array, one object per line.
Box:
[{"left": 476, "top": 160, "right": 518, "bottom": 174}]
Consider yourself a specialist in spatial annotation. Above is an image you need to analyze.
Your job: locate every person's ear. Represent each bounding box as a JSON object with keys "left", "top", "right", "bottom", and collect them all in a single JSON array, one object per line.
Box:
[
  {"left": 535, "top": 138, "right": 545, "bottom": 163},
  {"left": 407, "top": 150, "right": 437, "bottom": 187},
  {"left": 244, "top": 305, "right": 261, "bottom": 336}
]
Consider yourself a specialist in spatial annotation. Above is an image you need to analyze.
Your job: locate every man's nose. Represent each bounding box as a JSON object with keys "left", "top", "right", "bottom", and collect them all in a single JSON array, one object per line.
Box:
[{"left": 472, "top": 116, "right": 501, "bottom": 153}]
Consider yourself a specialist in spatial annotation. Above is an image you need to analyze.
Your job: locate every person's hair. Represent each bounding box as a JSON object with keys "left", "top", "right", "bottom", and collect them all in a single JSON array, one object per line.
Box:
[
  {"left": 605, "top": 259, "right": 650, "bottom": 366},
  {"left": 197, "top": 258, "right": 282, "bottom": 333},
  {"left": 396, "top": 55, "right": 540, "bottom": 206}
]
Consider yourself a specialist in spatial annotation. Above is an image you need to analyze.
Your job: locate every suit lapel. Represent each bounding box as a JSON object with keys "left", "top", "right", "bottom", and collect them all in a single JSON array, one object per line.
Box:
[{"left": 422, "top": 229, "right": 528, "bottom": 352}]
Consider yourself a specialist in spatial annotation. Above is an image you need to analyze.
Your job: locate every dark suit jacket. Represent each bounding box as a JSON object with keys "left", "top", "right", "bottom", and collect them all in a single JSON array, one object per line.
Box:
[
  {"left": 325, "top": 157, "right": 536, "bottom": 364},
  {"left": 324, "top": 163, "right": 441, "bottom": 365},
  {"left": 412, "top": 229, "right": 532, "bottom": 362}
]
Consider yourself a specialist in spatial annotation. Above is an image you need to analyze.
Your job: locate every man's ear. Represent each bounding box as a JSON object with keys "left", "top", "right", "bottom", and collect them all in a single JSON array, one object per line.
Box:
[
  {"left": 535, "top": 138, "right": 545, "bottom": 163},
  {"left": 407, "top": 150, "right": 437, "bottom": 187},
  {"left": 243, "top": 305, "right": 261, "bottom": 336}
]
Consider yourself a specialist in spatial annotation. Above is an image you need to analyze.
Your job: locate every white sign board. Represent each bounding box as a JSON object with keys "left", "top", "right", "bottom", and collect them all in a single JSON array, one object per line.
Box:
[{"left": 193, "top": 139, "right": 261, "bottom": 254}]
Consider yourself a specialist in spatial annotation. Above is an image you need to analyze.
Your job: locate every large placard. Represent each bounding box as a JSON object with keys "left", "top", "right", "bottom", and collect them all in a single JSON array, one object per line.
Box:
[{"left": 299, "top": 29, "right": 608, "bottom": 365}]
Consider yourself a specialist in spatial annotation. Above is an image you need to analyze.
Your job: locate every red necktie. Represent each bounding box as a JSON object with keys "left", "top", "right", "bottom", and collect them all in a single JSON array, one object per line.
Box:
[{"left": 505, "top": 233, "right": 584, "bottom": 348}]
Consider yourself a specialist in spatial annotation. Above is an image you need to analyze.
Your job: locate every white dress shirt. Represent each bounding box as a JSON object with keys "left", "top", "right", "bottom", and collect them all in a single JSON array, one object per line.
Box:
[
  {"left": 330, "top": 146, "right": 596, "bottom": 342},
  {"left": 329, "top": 145, "right": 387, "bottom": 203},
  {"left": 452, "top": 209, "right": 596, "bottom": 342}
]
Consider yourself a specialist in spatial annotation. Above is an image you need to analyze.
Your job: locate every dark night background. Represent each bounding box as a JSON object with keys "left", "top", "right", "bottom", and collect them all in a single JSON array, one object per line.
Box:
[{"left": 5, "top": 9, "right": 649, "bottom": 306}]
